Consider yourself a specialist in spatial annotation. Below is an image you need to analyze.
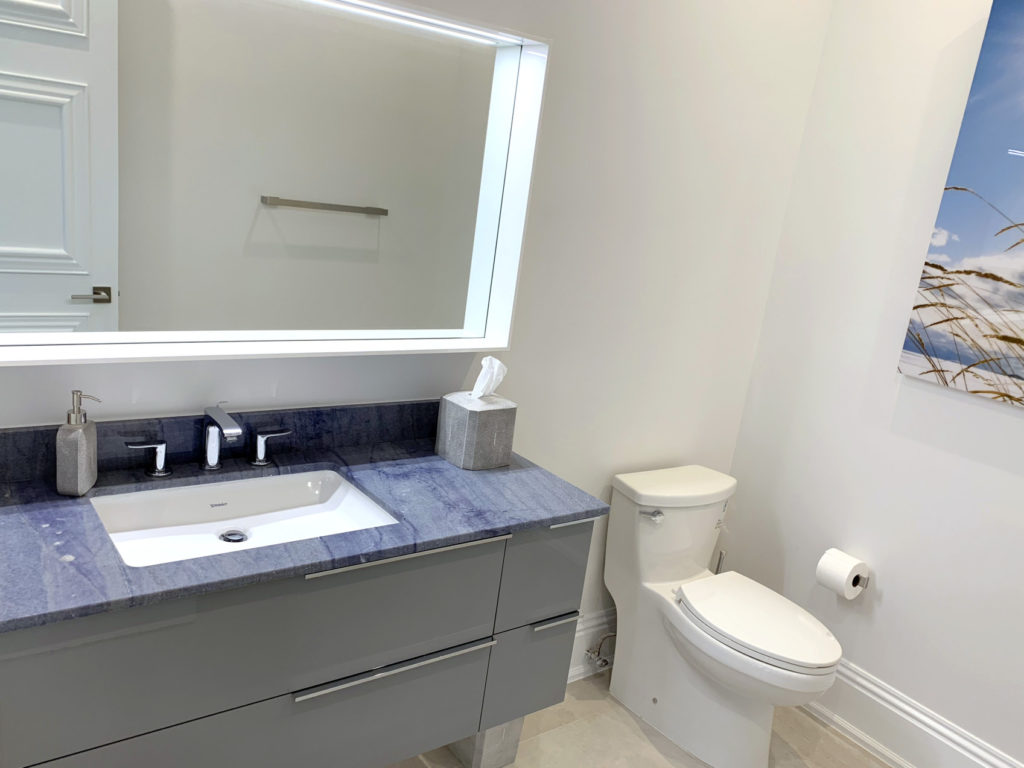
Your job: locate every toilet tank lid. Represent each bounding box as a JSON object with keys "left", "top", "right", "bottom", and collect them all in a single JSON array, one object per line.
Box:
[{"left": 612, "top": 465, "right": 737, "bottom": 507}]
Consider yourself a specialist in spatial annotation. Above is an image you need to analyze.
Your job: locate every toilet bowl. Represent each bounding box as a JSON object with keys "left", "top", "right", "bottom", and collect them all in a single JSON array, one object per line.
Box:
[{"left": 604, "top": 466, "right": 841, "bottom": 768}]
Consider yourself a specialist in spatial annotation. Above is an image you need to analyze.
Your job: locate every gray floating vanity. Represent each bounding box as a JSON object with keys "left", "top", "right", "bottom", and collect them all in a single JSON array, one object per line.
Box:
[{"left": 0, "top": 400, "right": 608, "bottom": 768}]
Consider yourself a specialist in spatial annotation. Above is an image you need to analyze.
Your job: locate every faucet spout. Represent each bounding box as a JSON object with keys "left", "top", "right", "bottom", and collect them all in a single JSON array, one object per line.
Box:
[
  {"left": 204, "top": 405, "right": 242, "bottom": 442},
  {"left": 203, "top": 404, "right": 243, "bottom": 470}
]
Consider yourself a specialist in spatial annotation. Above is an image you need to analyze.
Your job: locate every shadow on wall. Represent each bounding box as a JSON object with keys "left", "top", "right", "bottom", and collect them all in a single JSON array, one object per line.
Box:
[
  {"left": 891, "top": 375, "right": 1024, "bottom": 479},
  {"left": 718, "top": 465, "right": 786, "bottom": 588},
  {"left": 245, "top": 205, "right": 381, "bottom": 264}
]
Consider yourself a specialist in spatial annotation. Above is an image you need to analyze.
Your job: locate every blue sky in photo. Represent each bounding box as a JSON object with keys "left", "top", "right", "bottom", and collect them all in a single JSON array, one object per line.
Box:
[{"left": 927, "top": 0, "right": 1024, "bottom": 265}]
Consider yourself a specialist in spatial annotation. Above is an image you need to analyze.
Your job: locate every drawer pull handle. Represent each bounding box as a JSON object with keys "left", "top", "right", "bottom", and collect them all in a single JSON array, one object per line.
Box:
[
  {"left": 305, "top": 535, "right": 512, "bottom": 580},
  {"left": 532, "top": 612, "right": 580, "bottom": 633},
  {"left": 549, "top": 516, "right": 602, "bottom": 530},
  {"left": 293, "top": 639, "right": 497, "bottom": 703}
]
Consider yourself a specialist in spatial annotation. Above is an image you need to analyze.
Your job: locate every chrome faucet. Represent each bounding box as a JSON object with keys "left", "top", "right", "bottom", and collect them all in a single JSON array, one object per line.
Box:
[{"left": 203, "top": 403, "right": 243, "bottom": 471}]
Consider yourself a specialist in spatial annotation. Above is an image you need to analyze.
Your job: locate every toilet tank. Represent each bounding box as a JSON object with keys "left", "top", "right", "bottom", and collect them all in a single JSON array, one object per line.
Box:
[{"left": 608, "top": 466, "right": 737, "bottom": 585}]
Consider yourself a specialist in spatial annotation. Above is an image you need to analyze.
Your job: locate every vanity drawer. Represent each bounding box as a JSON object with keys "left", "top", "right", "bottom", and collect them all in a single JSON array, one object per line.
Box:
[
  {"left": 0, "top": 538, "right": 504, "bottom": 767},
  {"left": 494, "top": 520, "right": 594, "bottom": 632},
  {"left": 40, "top": 638, "right": 493, "bottom": 768},
  {"left": 480, "top": 612, "right": 579, "bottom": 730}
]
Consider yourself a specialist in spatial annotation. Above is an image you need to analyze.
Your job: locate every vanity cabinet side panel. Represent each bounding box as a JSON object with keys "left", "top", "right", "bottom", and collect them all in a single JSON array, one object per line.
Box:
[
  {"left": 494, "top": 522, "right": 594, "bottom": 633},
  {"left": 38, "top": 641, "right": 493, "bottom": 768},
  {"left": 0, "top": 540, "right": 504, "bottom": 767}
]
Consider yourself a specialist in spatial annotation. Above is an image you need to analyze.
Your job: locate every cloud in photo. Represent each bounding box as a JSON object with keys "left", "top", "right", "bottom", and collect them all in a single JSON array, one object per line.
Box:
[
  {"left": 957, "top": 251, "right": 1024, "bottom": 284},
  {"left": 930, "top": 227, "right": 959, "bottom": 247}
]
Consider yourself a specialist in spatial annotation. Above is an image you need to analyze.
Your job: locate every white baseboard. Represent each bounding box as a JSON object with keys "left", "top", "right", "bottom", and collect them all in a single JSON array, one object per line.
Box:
[
  {"left": 803, "top": 660, "right": 1021, "bottom": 768},
  {"left": 563, "top": 617, "right": 1020, "bottom": 768},
  {"left": 803, "top": 698, "right": 916, "bottom": 768},
  {"left": 567, "top": 608, "right": 616, "bottom": 683}
]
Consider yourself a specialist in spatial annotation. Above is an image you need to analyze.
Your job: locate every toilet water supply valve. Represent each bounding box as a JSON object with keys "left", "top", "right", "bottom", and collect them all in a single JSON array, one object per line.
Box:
[{"left": 585, "top": 632, "right": 616, "bottom": 669}]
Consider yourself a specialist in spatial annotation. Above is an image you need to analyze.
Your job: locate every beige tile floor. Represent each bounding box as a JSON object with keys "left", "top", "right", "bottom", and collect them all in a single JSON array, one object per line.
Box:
[{"left": 388, "top": 671, "right": 891, "bottom": 768}]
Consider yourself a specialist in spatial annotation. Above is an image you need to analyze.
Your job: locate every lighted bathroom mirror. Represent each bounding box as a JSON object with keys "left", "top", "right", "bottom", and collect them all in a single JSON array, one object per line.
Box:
[{"left": 0, "top": 0, "right": 546, "bottom": 363}]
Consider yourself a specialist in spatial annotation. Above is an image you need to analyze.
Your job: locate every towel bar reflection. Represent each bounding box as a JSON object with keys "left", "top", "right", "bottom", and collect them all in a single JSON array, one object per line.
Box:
[{"left": 260, "top": 195, "right": 388, "bottom": 216}]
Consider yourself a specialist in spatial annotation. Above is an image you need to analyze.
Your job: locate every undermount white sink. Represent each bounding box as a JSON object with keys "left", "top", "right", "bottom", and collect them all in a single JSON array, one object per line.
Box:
[{"left": 91, "top": 470, "right": 397, "bottom": 568}]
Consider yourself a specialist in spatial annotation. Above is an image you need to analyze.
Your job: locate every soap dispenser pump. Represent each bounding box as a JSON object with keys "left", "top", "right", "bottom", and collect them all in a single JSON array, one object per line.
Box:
[{"left": 56, "top": 390, "right": 101, "bottom": 496}]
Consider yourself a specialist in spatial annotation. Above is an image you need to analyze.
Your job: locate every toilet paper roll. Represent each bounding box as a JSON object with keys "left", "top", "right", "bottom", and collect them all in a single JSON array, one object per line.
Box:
[{"left": 815, "top": 548, "right": 870, "bottom": 599}]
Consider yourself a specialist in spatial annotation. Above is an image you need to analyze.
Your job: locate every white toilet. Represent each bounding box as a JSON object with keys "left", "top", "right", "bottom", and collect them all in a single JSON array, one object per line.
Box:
[{"left": 604, "top": 465, "right": 841, "bottom": 768}]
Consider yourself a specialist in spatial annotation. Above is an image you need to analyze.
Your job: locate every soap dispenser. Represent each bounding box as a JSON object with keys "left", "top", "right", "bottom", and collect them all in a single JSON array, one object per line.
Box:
[{"left": 56, "top": 390, "right": 101, "bottom": 496}]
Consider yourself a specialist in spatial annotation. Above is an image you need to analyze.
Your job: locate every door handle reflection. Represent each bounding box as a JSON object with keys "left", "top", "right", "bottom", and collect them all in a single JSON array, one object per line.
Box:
[{"left": 70, "top": 287, "right": 112, "bottom": 304}]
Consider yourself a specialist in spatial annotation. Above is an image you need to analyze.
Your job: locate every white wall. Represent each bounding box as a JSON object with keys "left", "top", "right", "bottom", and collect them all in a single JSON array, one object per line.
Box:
[
  {"left": 724, "top": 0, "right": 1024, "bottom": 763},
  {"left": 0, "top": 354, "right": 475, "bottom": 426},
  {"left": 118, "top": 0, "right": 492, "bottom": 331},
  {"left": 0, "top": 0, "right": 833, "bottom": 626},
  {"left": 444, "top": 0, "right": 833, "bottom": 618}
]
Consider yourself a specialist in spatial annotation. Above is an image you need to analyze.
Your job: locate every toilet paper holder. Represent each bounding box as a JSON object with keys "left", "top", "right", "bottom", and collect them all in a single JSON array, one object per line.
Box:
[{"left": 850, "top": 573, "right": 869, "bottom": 589}]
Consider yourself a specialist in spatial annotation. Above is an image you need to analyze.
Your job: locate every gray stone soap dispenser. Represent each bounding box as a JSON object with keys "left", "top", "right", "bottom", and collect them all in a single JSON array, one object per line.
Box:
[{"left": 56, "top": 390, "right": 101, "bottom": 496}]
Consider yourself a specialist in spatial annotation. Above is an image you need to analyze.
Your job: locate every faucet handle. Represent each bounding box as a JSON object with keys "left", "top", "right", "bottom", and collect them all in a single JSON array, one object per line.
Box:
[
  {"left": 126, "top": 440, "right": 172, "bottom": 478},
  {"left": 251, "top": 428, "right": 292, "bottom": 467}
]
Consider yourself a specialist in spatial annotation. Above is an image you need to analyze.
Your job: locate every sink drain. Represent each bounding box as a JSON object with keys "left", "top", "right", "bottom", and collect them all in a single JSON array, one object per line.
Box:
[{"left": 219, "top": 529, "right": 248, "bottom": 544}]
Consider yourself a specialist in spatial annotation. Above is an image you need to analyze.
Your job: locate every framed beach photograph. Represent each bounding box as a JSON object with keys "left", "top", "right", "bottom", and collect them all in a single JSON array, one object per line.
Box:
[{"left": 901, "top": 0, "right": 1024, "bottom": 407}]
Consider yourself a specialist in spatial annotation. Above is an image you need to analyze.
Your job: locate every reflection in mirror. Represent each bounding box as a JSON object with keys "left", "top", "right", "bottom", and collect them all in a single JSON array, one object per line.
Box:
[
  {"left": 0, "top": 0, "right": 546, "bottom": 344},
  {"left": 121, "top": 0, "right": 493, "bottom": 331}
]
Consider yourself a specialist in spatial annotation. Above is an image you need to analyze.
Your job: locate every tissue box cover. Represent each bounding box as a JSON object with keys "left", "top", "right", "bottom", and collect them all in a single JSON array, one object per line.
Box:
[{"left": 436, "top": 391, "right": 517, "bottom": 470}]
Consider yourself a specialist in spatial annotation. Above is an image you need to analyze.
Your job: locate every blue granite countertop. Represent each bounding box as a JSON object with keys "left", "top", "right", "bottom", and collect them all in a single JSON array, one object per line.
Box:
[{"left": 0, "top": 439, "right": 607, "bottom": 634}]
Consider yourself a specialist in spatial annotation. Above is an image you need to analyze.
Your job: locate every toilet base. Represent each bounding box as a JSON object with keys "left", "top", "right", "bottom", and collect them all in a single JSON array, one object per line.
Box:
[{"left": 609, "top": 601, "right": 774, "bottom": 768}]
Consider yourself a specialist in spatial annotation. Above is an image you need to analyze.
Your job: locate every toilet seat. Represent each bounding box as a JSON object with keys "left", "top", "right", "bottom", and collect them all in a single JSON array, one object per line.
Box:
[
  {"left": 649, "top": 580, "right": 838, "bottom": 703},
  {"left": 674, "top": 572, "right": 841, "bottom": 675}
]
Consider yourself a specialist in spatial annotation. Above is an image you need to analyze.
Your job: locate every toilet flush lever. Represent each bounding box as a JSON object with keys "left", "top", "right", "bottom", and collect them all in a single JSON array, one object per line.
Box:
[{"left": 639, "top": 509, "right": 664, "bottom": 524}]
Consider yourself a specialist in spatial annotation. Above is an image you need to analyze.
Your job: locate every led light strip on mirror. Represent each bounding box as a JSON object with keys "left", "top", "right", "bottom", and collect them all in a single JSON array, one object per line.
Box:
[{"left": 292, "top": 0, "right": 523, "bottom": 45}]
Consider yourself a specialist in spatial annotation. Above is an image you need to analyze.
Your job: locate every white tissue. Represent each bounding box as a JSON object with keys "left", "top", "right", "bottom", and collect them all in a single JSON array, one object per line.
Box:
[{"left": 470, "top": 356, "right": 507, "bottom": 398}]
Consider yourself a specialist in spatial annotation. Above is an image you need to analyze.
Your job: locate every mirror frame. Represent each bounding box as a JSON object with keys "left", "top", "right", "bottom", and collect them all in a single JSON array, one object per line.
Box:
[{"left": 0, "top": 1, "right": 548, "bottom": 366}]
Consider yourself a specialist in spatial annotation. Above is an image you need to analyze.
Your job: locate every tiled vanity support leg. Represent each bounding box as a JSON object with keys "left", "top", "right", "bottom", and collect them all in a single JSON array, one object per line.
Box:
[{"left": 448, "top": 717, "right": 525, "bottom": 768}]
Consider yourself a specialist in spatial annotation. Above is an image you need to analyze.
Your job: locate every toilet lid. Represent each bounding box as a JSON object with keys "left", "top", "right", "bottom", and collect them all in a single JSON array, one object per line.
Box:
[
  {"left": 612, "top": 465, "right": 736, "bottom": 507},
  {"left": 675, "top": 572, "right": 842, "bottom": 673}
]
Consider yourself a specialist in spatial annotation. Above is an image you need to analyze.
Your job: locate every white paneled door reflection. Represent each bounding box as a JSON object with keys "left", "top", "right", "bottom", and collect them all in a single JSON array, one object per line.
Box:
[{"left": 0, "top": 0, "right": 117, "bottom": 331}]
